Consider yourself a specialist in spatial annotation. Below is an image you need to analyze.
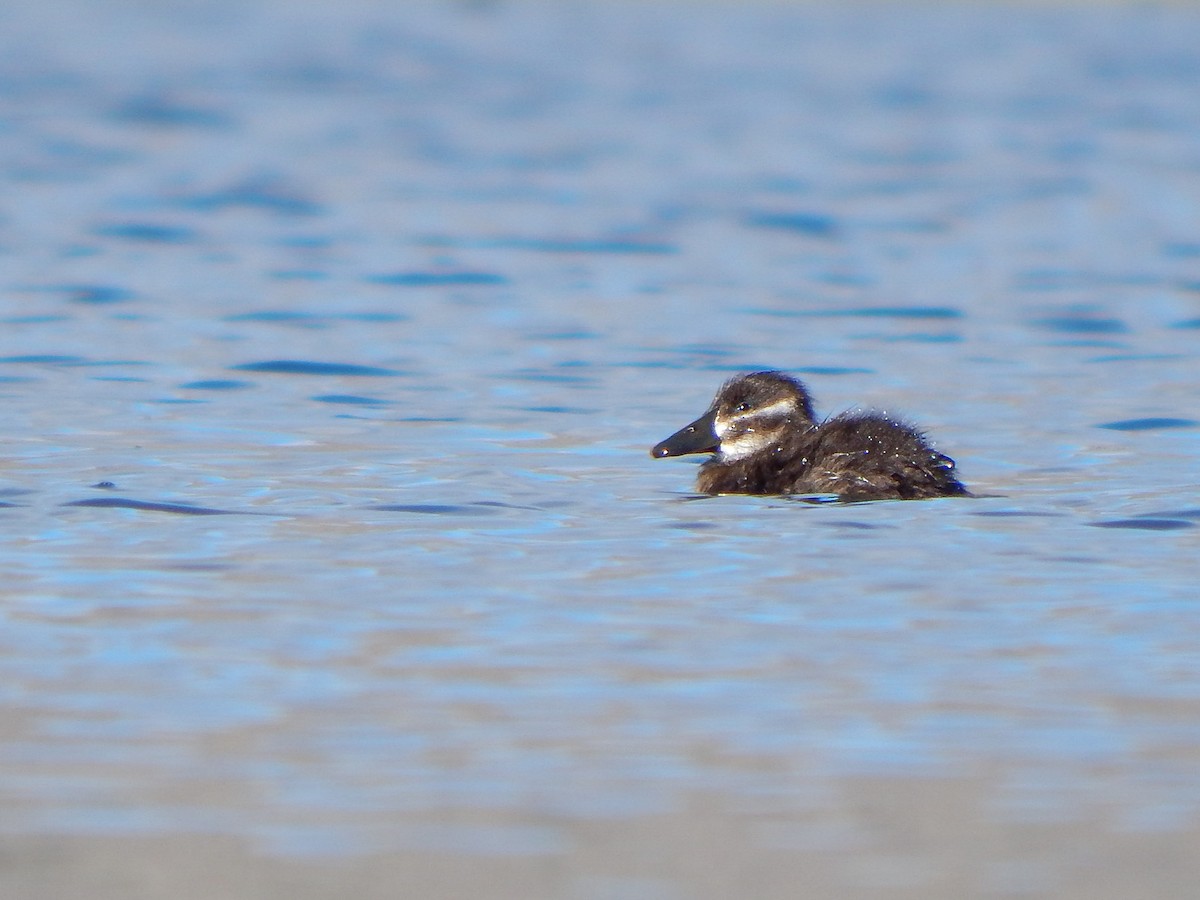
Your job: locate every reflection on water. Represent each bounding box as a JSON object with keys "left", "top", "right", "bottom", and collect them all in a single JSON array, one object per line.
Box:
[{"left": 2, "top": 0, "right": 1200, "bottom": 897}]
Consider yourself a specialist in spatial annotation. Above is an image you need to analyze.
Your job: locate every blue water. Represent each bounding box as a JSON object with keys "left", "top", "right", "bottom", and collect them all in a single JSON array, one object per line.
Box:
[{"left": 2, "top": 1, "right": 1199, "bottom": 897}]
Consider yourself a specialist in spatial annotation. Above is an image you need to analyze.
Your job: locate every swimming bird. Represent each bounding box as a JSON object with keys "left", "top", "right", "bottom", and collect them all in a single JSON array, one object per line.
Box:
[{"left": 651, "top": 370, "right": 967, "bottom": 500}]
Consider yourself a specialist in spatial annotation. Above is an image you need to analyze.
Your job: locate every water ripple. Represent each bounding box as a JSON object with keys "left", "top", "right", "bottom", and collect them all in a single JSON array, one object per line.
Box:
[
  {"left": 63, "top": 498, "right": 240, "bottom": 516},
  {"left": 231, "top": 360, "right": 404, "bottom": 376}
]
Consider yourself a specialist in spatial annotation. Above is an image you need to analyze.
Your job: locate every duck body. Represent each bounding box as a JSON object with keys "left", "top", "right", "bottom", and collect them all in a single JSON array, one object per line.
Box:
[{"left": 651, "top": 371, "right": 967, "bottom": 501}]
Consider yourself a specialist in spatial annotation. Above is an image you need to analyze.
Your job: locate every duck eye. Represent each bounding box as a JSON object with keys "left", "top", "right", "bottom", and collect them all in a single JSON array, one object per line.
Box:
[{"left": 734, "top": 402, "right": 751, "bottom": 413}]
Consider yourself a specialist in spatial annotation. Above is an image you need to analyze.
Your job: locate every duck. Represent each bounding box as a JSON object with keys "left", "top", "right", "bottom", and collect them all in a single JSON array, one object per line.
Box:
[{"left": 651, "top": 370, "right": 968, "bottom": 500}]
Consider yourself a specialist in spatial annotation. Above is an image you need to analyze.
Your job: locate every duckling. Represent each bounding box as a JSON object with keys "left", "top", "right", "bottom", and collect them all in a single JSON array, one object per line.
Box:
[{"left": 651, "top": 370, "right": 967, "bottom": 500}]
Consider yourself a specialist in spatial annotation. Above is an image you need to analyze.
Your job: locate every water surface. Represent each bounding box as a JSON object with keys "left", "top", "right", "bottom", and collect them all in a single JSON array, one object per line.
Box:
[{"left": 2, "top": 1, "right": 1199, "bottom": 898}]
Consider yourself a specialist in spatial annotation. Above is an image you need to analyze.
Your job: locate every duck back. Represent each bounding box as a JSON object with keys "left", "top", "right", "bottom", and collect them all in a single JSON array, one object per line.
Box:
[{"left": 698, "top": 412, "right": 967, "bottom": 500}]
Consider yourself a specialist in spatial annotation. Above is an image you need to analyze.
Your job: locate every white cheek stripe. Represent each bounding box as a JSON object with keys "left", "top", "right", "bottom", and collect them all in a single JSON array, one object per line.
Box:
[
  {"left": 744, "top": 398, "right": 796, "bottom": 421},
  {"left": 714, "top": 397, "right": 795, "bottom": 437}
]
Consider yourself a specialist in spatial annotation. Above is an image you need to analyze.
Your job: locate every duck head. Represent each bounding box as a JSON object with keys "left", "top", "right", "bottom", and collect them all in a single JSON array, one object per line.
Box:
[{"left": 651, "top": 371, "right": 817, "bottom": 461}]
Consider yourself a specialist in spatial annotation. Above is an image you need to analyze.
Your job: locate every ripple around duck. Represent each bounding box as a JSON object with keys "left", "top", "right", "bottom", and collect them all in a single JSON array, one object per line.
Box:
[
  {"left": 365, "top": 272, "right": 508, "bottom": 287},
  {"left": 179, "top": 380, "right": 253, "bottom": 391},
  {"left": 875, "top": 332, "right": 963, "bottom": 344},
  {"left": 93, "top": 222, "right": 197, "bottom": 244},
  {"left": 230, "top": 360, "right": 404, "bottom": 377},
  {"left": 225, "top": 311, "right": 408, "bottom": 325},
  {"left": 1029, "top": 315, "right": 1129, "bottom": 334},
  {"left": 1139, "top": 508, "right": 1200, "bottom": 520},
  {"left": 369, "top": 504, "right": 496, "bottom": 515},
  {"left": 743, "top": 210, "right": 838, "bottom": 238},
  {"left": 418, "top": 236, "right": 677, "bottom": 254},
  {"left": 0, "top": 354, "right": 87, "bottom": 365},
  {"left": 32, "top": 284, "right": 135, "bottom": 305},
  {"left": 62, "top": 498, "right": 239, "bottom": 516},
  {"left": 173, "top": 178, "right": 322, "bottom": 216},
  {"left": 971, "top": 510, "right": 1067, "bottom": 518},
  {"left": 110, "top": 96, "right": 233, "bottom": 129},
  {"left": 749, "top": 306, "right": 962, "bottom": 319},
  {"left": 521, "top": 405, "right": 595, "bottom": 415},
  {"left": 507, "top": 369, "right": 596, "bottom": 385},
  {"left": 311, "top": 394, "right": 389, "bottom": 406},
  {"left": 1097, "top": 417, "right": 1198, "bottom": 431},
  {"left": 1090, "top": 518, "right": 1194, "bottom": 531}
]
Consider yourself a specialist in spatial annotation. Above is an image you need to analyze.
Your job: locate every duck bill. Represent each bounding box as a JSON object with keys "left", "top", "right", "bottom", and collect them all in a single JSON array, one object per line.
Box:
[{"left": 651, "top": 408, "right": 720, "bottom": 458}]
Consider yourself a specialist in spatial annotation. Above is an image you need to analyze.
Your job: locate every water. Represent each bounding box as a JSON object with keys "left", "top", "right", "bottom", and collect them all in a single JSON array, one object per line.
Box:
[{"left": 2, "top": 1, "right": 1199, "bottom": 897}]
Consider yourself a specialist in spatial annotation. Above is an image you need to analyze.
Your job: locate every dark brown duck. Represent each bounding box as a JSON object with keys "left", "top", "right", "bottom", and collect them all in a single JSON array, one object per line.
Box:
[{"left": 651, "top": 370, "right": 968, "bottom": 500}]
